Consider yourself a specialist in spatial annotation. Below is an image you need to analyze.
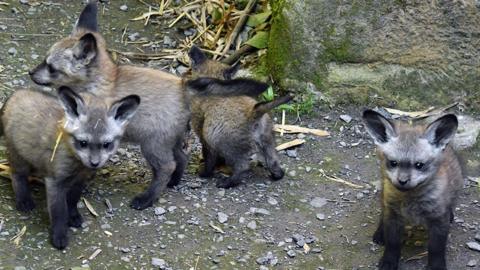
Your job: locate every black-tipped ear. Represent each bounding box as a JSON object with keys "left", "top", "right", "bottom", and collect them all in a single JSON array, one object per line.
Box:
[
  {"left": 108, "top": 95, "right": 141, "bottom": 126},
  {"left": 188, "top": 45, "right": 207, "bottom": 68},
  {"left": 362, "top": 109, "right": 397, "bottom": 144},
  {"left": 253, "top": 94, "right": 293, "bottom": 118},
  {"left": 57, "top": 86, "right": 86, "bottom": 119},
  {"left": 223, "top": 61, "right": 241, "bottom": 80},
  {"left": 424, "top": 114, "right": 458, "bottom": 149},
  {"left": 75, "top": 1, "right": 98, "bottom": 33},
  {"left": 74, "top": 33, "right": 98, "bottom": 63}
]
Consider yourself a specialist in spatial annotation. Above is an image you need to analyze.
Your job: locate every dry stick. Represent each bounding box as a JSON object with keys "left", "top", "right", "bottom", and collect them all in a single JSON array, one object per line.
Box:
[
  {"left": 222, "top": 44, "right": 256, "bottom": 65},
  {"left": 220, "top": 0, "right": 257, "bottom": 57},
  {"left": 168, "top": 12, "right": 186, "bottom": 28}
]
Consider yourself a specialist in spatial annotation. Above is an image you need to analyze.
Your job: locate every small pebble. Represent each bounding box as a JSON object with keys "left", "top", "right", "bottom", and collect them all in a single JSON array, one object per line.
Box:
[
  {"left": 310, "top": 197, "right": 327, "bottom": 208},
  {"left": 247, "top": 220, "right": 257, "bottom": 230},
  {"left": 8, "top": 47, "right": 17, "bottom": 55},
  {"left": 466, "top": 241, "right": 480, "bottom": 252},
  {"left": 217, "top": 212, "right": 228, "bottom": 224},
  {"left": 120, "top": 4, "right": 128, "bottom": 11},
  {"left": 467, "top": 259, "right": 477, "bottom": 267},
  {"left": 155, "top": 207, "right": 166, "bottom": 216}
]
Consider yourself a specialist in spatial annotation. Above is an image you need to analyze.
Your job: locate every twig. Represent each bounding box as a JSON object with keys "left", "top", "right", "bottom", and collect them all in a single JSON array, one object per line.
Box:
[
  {"left": 194, "top": 256, "right": 200, "bottom": 270},
  {"left": 274, "top": 124, "right": 330, "bottom": 137},
  {"left": 220, "top": 0, "right": 257, "bottom": 57},
  {"left": 275, "top": 139, "right": 305, "bottom": 151},
  {"left": 319, "top": 170, "right": 364, "bottom": 189},
  {"left": 168, "top": 12, "right": 186, "bottom": 28},
  {"left": 89, "top": 249, "right": 102, "bottom": 260},
  {"left": 222, "top": 44, "right": 256, "bottom": 65},
  {"left": 405, "top": 251, "right": 428, "bottom": 262},
  {"left": 50, "top": 130, "right": 64, "bottom": 162},
  {"left": 281, "top": 110, "right": 286, "bottom": 137},
  {"left": 10, "top": 225, "right": 26, "bottom": 247},
  {"left": 209, "top": 221, "right": 225, "bottom": 234}
]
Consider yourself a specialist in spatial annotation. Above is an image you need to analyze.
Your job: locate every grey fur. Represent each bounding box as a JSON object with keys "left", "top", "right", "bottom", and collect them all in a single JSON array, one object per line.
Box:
[
  {"left": 1, "top": 87, "right": 139, "bottom": 249},
  {"left": 363, "top": 110, "right": 463, "bottom": 270},
  {"left": 29, "top": 3, "right": 191, "bottom": 210}
]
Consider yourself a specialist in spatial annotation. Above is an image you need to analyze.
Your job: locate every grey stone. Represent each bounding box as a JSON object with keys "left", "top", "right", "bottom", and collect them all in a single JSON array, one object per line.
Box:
[
  {"left": 466, "top": 241, "right": 480, "bottom": 252},
  {"left": 250, "top": 207, "right": 271, "bottom": 216},
  {"left": 467, "top": 260, "right": 477, "bottom": 267},
  {"left": 120, "top": 5, "right": 128, "bottom": 11},
  {"left": 267, "top": 0, "right": 480, "bottom": 108},
  {"left": 151, "top": 257, "right": 166, "bottom": 268},
  {"left": 475, "top": 233, "right": 480, "bottom": 242},
  {"left": 287, "top": 250, "right": 296, "bottom": 258},
  {"left": 286, "top": 149, "right": 297, "bottom": 158},
  {"left": 247, "top": 220, "right": 257, "bottom": 230},
  {"left": 267, "top": 197, "right": 278, "bottom": 205},
  {"left": 128, "top": 32, "right": 140, "bottom": 41},
  {"left": 217, "top": 212, "right": 228, "bottom": 224},
  {"left": 154, "top": 207, "right": 166, "bottom": 216},
  {"left": 288, "top": 170, "right": 297, "bottom": 177},
  {"left": 8, "top": 47, "right": 17, "bottom": 55},
  {"left": 310, "top": 197, "right": 327, "bottom": 208},
  {"left": 316, "top": 213, "right": 325, "bottom": 220},
  {"left": 339, "top": 114, "right": 352, "bottom": 123},
  {"left": 452, "top": 115, "right": 480, "bottom": 150},
  {"left": 256, "top": 252, "right": 277, "bottom": 266}
]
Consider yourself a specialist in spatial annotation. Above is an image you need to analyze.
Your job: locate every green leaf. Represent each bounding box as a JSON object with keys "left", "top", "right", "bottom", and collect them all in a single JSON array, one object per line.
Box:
[
  {"left": 261, "top": 86, "right": 274, "bottom": 101},
  {"left": 211, "top": 7, "right": 223, "bottom": 23},
  {"left": 247, "top": 11, "right": 272, "bottom": 27},
  {"left": 277, "top": 104, "right": 295, "bottom": 111},
  {"left": 245, "top": 31, "right": 269, "bottom": 49}
]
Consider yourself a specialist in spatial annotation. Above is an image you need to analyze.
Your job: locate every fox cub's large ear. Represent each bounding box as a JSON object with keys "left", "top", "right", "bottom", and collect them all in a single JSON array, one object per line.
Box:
[
  {"left": 57, "top": 86, "right": 87, "bottom": 125},
  {"left": 362, "top": 109, "right": 397, "bottom": 144},
  {"left": 108, "top": 95, "right": 141, "bottom": 128},
  {"left": 423, "top": 114, "right": 458, "bottom": 149},
  {"left": 73, "top": 1, "right": 98, "bottom": 34},
  {"left": 188, "top": 45, "right": 207, "bottom": 69},
  {"left": 73, "top": 33, "right": 98, "bottom": 65}
]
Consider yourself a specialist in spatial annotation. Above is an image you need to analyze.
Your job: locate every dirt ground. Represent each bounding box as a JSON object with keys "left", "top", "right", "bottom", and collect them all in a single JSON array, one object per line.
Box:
[{"left": 0, "top": 1, "right": 479, "bottom": 269}]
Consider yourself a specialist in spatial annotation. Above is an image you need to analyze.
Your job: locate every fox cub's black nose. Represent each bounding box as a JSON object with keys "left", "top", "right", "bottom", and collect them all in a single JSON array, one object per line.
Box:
[
  {"left": 28, "top": 70, "right": 33, "bottom": 76},
  {"left": 90, "top": 161, "right": 99, "bottom": 167},
  {"left": 398, "top": 179, "right": 409, "bottom": 185}
]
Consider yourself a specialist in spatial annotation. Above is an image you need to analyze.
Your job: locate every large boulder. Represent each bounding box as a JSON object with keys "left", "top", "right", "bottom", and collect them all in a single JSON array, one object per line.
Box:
[{"left": 267, "top": 0, "right": 480, "bottom": 109}]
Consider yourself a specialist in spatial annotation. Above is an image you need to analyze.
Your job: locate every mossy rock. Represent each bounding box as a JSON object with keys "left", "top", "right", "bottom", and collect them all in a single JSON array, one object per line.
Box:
[{"left": 267, "top": 0, "right": 480, "bottom": 110}]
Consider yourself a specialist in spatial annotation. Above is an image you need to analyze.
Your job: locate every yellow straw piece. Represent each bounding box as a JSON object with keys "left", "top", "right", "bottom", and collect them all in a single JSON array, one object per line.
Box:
[{"left": 50, "top": 130, "right": 64, "bottom": 162}]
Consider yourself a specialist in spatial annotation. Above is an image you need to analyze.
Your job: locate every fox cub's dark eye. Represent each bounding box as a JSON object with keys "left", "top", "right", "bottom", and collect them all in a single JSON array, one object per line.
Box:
[
  {"left": 47, "top": 64, "right": 56, "bottom": 73},
  {"left": 103, "top": 142, "right": 112, "bottom": 149},
  {"left": 388, "top": 160, "right": 398, "bottom": 168},
  {"left": 78, "top": 140, "right": 88, "bottom": 148},
  {"left": 415, "top": 162, "right": 425, "bottom": 170}
]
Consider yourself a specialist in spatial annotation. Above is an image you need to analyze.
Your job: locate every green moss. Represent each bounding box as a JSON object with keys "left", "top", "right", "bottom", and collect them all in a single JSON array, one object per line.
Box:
[{"left": 267, "top": 0, "right": 292, "bottom": 83}]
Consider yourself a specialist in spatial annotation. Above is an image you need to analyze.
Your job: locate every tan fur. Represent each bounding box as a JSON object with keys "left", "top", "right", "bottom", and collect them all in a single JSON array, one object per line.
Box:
[
  {"left": 186, "top": 48, "right": 287, "bottom": 188},
  {"left": 30, "top": 15, "right": 190, "bottom": 209}
]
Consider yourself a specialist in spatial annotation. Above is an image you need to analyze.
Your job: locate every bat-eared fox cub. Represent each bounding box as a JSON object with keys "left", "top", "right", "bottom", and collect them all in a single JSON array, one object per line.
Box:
[
  {"left": 29, "top": 2, "right": 190, "bottom": 210},
  {"left": 185, "top": 46, "right": 292, "bottom": 188},
  {"left": 1, "top": 87, "right": 139, "bottom": 249},
  {"left": 362, "top": 109, "right": 463, "bottom": 270}
]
